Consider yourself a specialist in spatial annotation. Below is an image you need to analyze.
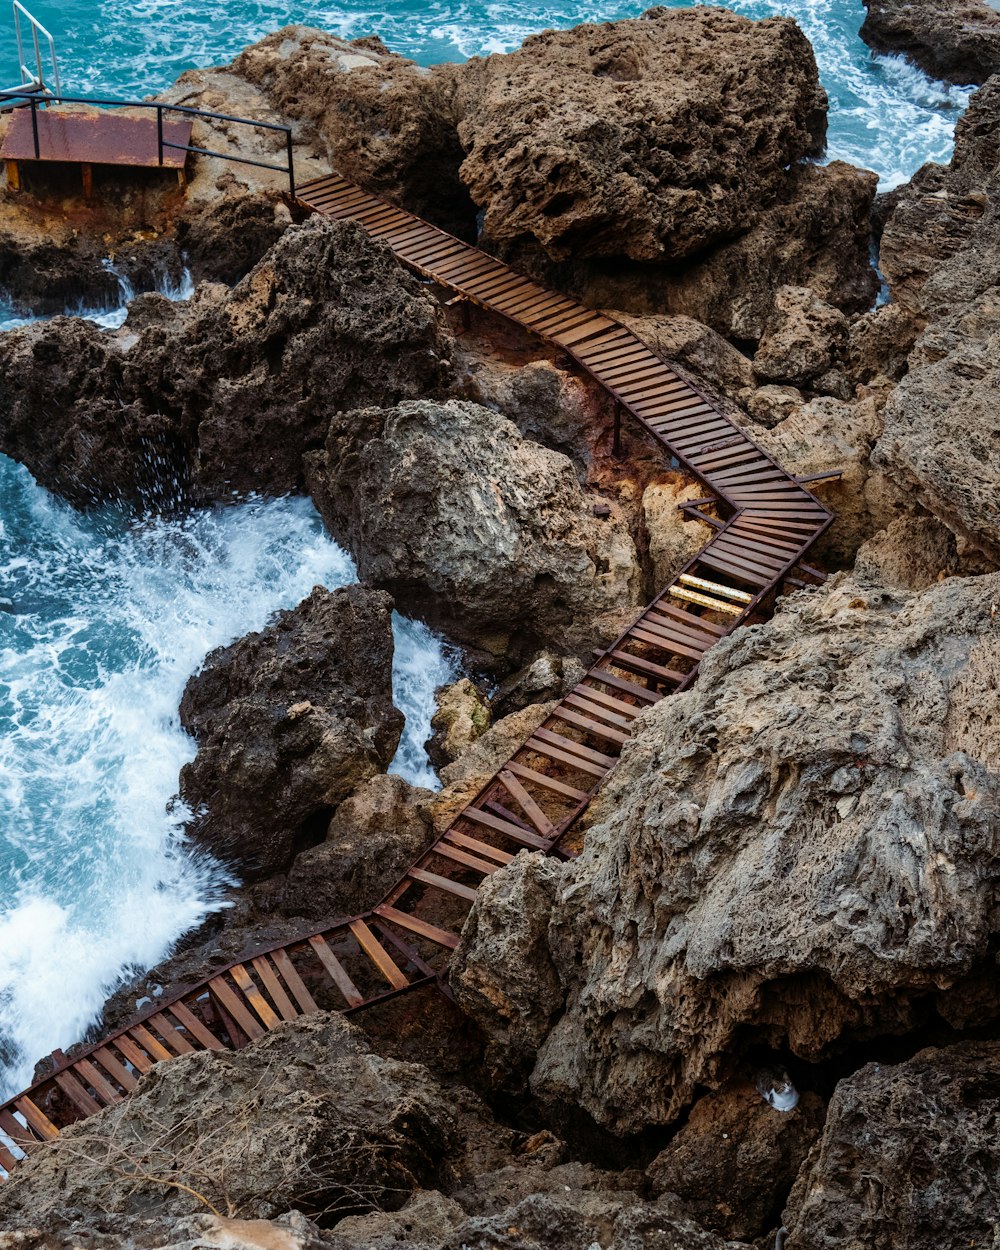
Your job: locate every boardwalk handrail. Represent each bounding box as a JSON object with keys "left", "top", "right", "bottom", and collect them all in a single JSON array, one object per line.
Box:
[
  {"left": 0, "top": 89, "right": 296, "bottom": 195},
  {"left": 0, "top": 169, "right": 833, "bottom": 1176},
  {"left": 12, "top": 2, "right": 58, "bottom": 96}
]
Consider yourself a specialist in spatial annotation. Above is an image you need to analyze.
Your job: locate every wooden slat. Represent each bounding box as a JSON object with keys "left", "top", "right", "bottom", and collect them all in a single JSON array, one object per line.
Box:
[
  {"left": 608, "top": 649, "right": 686, "bottom": 684},
  {"left": 550, "top": 705, "right": 629, "bottom": 746},
  {"left": 207, "top": 977, "right": 266, "bottom": 1042},
  {"left": 444, "top": 829, "right": 516, "bottom": 865},
  {"left": 374, "top": 904, "right": 461, "bottom": 950},
  {"left": 53, "top": 1069, "right": 103, "bottom": 1117},
  {"left": 70, "top": 1058, "right": 122, "bottom": 1106},
  {"left": 167, "top": 1001, "right": 225, "bottom": 1050},
  {"left": 0, "top": 1108, "right": 37, "bottom": 1152},
  {"left": 114, "top": 1034, "right": 155, "bottom": 1074},
  {"left": 407, "top": 866, "right": 479, "bottom": 902},
  {"left": 129, "top": 1024, "right": 173, "bottom": 1063},
  {"left": 349, "top": 919, "right": 411, "bottom": 991},
  {"left": 230, "top": 964, "right": 281, "bottom": 1030},
  {"left": 531, "top": 727, "right": 617, "bottom": 767},
  {"left": 667, "top": 585, "right": 745, "bottom": 616},
  {"left": 497, "top": 769, "right": 557, "bottom": 836},
  {"left": 585, "top": 669, "right": 666, "bottom": 703},
  {"left": 14, "top": 1097, "right": 59, "bottom": 1141},
  {"left": 434, "top": 840, "right": 500, "bottom": 875},
  {"left": 504, "top": 759, "right": 590, "bottom": 801},
  {"left": 461, "top": 805, "right": 552, "bottom": 847},
  {"left": 271, "top": 949, "right": 320, "bottom": 1015},
  {"left": 93, "top": 1046, "right": 139, "bottom": 1091},
  {"left": 308, "top": 934, "right": 366, "bottom": 1008},
  {"left": 149, "top": 1012, "right": 196, "bottom": 1056},
  {"left": 250, "top": 956, "right": 300, "bottom": 1023},
  {"left": 0, "top": 1140, "right": 18, "bottom": 1172}
]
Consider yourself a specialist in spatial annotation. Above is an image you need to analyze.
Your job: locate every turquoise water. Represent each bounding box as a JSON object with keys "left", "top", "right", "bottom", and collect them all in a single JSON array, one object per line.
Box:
[
  {"left": 0, "top": 0, "right": 974, "bottom": 1101},
  {"left": 18, "top": 0, "right": 973, "bottom": 186}
]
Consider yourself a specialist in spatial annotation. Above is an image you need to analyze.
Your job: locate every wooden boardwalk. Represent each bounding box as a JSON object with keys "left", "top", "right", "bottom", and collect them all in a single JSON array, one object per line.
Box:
[{"left": 0, "top": 172, "right": 833, "bottom": 1175}]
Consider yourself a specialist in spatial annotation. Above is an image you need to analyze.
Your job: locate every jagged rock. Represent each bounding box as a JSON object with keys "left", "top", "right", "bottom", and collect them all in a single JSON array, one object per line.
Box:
[
  {"left": 646, "top": 1082, "right": 825, "bottom": 1240},
  {"left": 746, "top": 384, "right": 804, "bottom": 428},
  {"left": 873, "top": 282, "right": 1000, "bottom": 563},
  {"left": 0, "top": 1015, "right": 460, "bottom": 1226},
  {"left": 846, "top": 302, "right": 919, "bottom": 386},
  {"left": 179, "top": 585, "right": 403, "bottom": 880},
  {"left": 283, "top": 773, "right": 434, "bottom": 919},
  {"left": 304, "top": 399, "right": 643, "bottom": 660},
  {"left": 455, "top": 7, "right": 826, "bottom": 264},
  {"left": 489, "top": 652, "right": 587, "bottom": 722},
  {"left": 642, "top": 479, "right": 715, "bottom": 589},
  {"left": 232, "top": 28, "right": 472, "bottom": 237},
  {"left": 427, "top": 679, "right": 493, "bottom": 768},
  {"left": 753, "top": 286, "right": 849, "bottom": 388},
  {"left": 522, "top": 573, "right": 1000, "bottom": 1133},
  {"left": 853, "top": 513, "right": 964, "bottom": 591},
  {"left": 0, "top": 218, "right": 453, "bottom": 507},
  {"left": 860, "top": 0, "right": 1000, "bottom": 84},
  {"left": 784, "top": 1043, "right": 1000, "bottom": 1249},
  {"left": 174, "top": 188, "right": 292, "bottom": 285},
  {"left": 614, "top": 312, "right": 756, "bottom": 405},
  {"left": 451, "top": 852, "right": 566, "bottom": 1081}
]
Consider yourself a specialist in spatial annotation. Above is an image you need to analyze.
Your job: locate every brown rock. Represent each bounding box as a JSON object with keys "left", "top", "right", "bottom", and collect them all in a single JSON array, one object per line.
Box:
[
  {"left": 784, "top": 1043, "right": 1000, "bottom": 1249},
  {"left": 456, "top": 7, "right": 826, "bottom": 264},
  {"left": 753, "top": 286, "right": 849, "bottom": 387},
  {"left": 860, "top": 0, "right": 1000, "bottom": 85},
  {"left": 647, "top": 1082, "right": 825, "bottom": 1240},
  {"left": 305, "top": 399, "right": 643, "bottom": 660},
  {"left": 846, "top": 302, "right": 919, "bottom": 386},
  {"left": 427, "top": 678, "right": 492, "bottom": 768},
  {"left": 642, "top": 479, "right": 716, "bottom": 589},
  {"left": 614, "top": 312, "right": 756, "bottom": 405},
  {"left": 179, "top": 585, "right": 403, "bottom": 880},
  {"left": 746, "top": 384, "right": 804, "bottom": 427},
  {"left": 525, "top": 573, "right": 1000, "bottom": 1133},
  {"left": 853, "top": 513, "right": 964, "bottom": 591}
]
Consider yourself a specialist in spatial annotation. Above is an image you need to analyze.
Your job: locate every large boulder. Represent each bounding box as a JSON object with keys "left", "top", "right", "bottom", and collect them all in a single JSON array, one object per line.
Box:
[
  {"left": 784, "top": 1043, "right": 1000, "bottom": 1249},
  {"left": 231, "top": 28, "right": 474, "bottom": 237},
  {"left": 455, "top": 7, "right": 827, "bottom": 264},
  {"left": 0, "top": 1014, "right": 460, "bottom": 1226},
  {"left": 488, "top": 572, "right": 1000, "bottom": 1134},
  {"left": 179, "top": 585, "right": 403, "bottom": 880},
  {"left": 304, "top": 398, "right": 643, "bottom": 660},
  {"left": 753, "top": 286, "right": 849, "bottom": 388},
  {"left": 0, "top": 217, "right": 453, "bottom": 507},
  {"left": 860, "top": 0, "right": 1000, "bottom": 85}
]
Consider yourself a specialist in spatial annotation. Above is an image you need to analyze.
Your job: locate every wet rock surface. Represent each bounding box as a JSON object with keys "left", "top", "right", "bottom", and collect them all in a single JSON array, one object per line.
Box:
[
  {"left": 860, "top": 0, "right": 1000, "bottom": 84},
  {"left": 305, "top": 398, "right": 643, "bottom": 660},
  {"left": 0, "top": 218, "right": 452, "bottom": 507},
  {"left": 179, "top": 585, "right": 403, "bottom": 880},
  {"left": 456, "top": 7, "right": 826, "bottom": 264},
  {"left": 784, "top": 1042, "right": 1000, "bottom": 1249}
]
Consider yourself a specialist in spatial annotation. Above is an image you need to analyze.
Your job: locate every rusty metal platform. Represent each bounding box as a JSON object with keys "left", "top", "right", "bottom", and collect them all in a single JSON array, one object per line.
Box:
[{"left": 0, "top": 107, "right": 191, "bottom": 167}]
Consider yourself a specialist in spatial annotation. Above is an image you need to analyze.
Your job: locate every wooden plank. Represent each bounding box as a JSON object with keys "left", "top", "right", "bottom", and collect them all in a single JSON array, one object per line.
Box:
[
  {"left": 679, "top": 572, "right": 753, "bottom": 603},
  {"left": 71, "top": 1059, "right": 122, "bottom": 1106},
  {"left": 349, "top": 919, "right": 410, "bottom": 991},
  {"left": 271, "top": 948, "right": 320, "bottom": 1015},
  {"left": 532, "top": 727, "right": 617, "bottom": 767},
  {"left": 250, "top": 956, "right": 300, "bottom": 1023},
  {"left": 584, "top": 668, "right": 666, "bottom": 703},
  {"left": 667, "top": 585, "right": 744, "bottom": 616},
  {"left": 0, "top": 1108, "right": 37, "bottom": 1152},
  {"left": 433, "top": 840, "right": 500, "bottom": 875},
  {"left": 0, "top": 1139, "right": 18, "bottom": 1172},
  {"left": 308, "top": 934, "right": 366, "bottom": 1008},
  {"left": 497, "top": 769, "right": 557, "bottom": 836},
  {"left": 550, "top": 705, "right": 629, "bottom": 746},
  {"left": 93, "top": 1046, "right": 139, "bottom": 1091},
  {"left": 564, "top": 690, "right": 635, "bottom": 728},
  {"left": 167, "top": 1001, "right": 225, "bottom": 1050},
  {"left": 609, "top": 649, "right": 686, "bottom": 683},
  {"left": 444, "top": 829, "right": 516, "bottom": 865},
  {"left": 697, "top": 549, "right": 771, "bottom": 587},
  {"left": 53, "top": 1069, "right": 103, "bottom": 1117},
  {"left": 207, "top": 977, "right": 266, "bottom": 1042},
  {"left": 627, "top": 623, "right": 707, "bottom": 663},
  {"left": 374, "top": 904, "right": 461, "bottom": 950},
  {"left": 569, "top": 683, "right": 645, "bottom": 717},
  {"left": 114, "top": 1034, "right": 155, "bottom": 1074},
  {"left": 149, "top": 1012, "right": 196, "bottom": 1056},
  {"left": 461, "top": 805, "right": 552, "bottom": 847},
  {"left": 229, "top": 964, "right": 281, "bottom": 1030},
  {"left": 636, "top": 615, "right": 715, "bottom": 657},
  {"left": 504, "top": 759, "right": 589, "bottom": 801},
  {"left": 408, "top": 866, "right": 479, "bottom": 903},
  {"left": 14, "top": 1097, "right": 59, "bottom": 1141},
  {"left": 128, "top": 1024, "right": 173, "bottom": 1063},
  {"left": 648, "top": 598, "right": 728, "bottom": 636},
  {"left": 553, "top": 317, "right": 617, "bottom": 347}
]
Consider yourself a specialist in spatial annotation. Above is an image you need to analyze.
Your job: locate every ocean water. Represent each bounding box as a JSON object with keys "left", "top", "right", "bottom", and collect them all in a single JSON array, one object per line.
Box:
[
  {"left": 15, "top": 0, "right": 974, "bottom": 186},
  {"left": 0, "top": 0, "right": 973, "bottom": 1097}
]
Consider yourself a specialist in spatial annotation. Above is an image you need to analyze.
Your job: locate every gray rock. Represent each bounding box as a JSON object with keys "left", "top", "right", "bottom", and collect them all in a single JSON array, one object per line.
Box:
[
  {"left": 860, "top": 0, "right": 1000, "bottom": 84},
  {"left": 753, "top": 286, "right": 849, "bottom": 388}
]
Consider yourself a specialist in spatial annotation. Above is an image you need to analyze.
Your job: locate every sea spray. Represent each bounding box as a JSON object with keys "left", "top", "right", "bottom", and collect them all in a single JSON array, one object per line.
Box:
[{"left": 0, "top": 460, "right": 453, "bottom": 1096}]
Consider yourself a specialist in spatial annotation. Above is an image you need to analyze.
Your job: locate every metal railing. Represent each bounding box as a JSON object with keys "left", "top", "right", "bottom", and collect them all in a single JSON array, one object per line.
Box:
[
  {"left": 12, "top": 1, "right": 58, "bottom": 94},
  {"left": 0, "top": 89, "right": 296, "bottom": 195}
]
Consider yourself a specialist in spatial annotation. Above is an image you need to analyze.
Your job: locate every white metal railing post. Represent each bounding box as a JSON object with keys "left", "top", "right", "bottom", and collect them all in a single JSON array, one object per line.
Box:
[{"left": 11, "top": 2, "right": 60, "bottom": 96}]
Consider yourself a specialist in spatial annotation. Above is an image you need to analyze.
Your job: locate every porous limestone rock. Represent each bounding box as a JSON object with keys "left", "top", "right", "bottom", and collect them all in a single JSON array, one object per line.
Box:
[
  {"left": 179, "top": 585, "right": 403, "bottom": 880},
  {"left": 451, "top": 852, "right": 566, "bottom": 1081},
  {"left": 455, "top": 7, "right": 827, "bottom": 264},
  {"left": 860, "top": 0, "right": 1000, "bottom": 84},
  {"left": 846, "top": 302, "right": 918, "bottom": 386},
  {"left": 745, "top": 384, "right": 804, "bottom": 428},
  {"left": 642, "top": 479, "right": 716, "bottom": 590},
  {"left": 305, "top": 399, "right": 643, "bottom": 659},
  {"left": 0, "top": 1014, "right": 460, "bottom": 1226},
  {"left": 646, "top": 1082, "right": 826, "bottom": 1240},
  {"left": 853, "top": 513, "right": 965, "bottom": 592},
  {"left": 784, "top": 1043, "right": 1000, "bottom": 1249},
  {"left": 426, "top": 678, "right": 492, "bottom": 768},
  {"left": 753, "top": 286, "right": 849, "bottom": 388},
  {"left": 0, "top": 218, "right": 453, "bottom": 507},
  {"left": 231, "top": 28, "right": 472, "bottom": 236},
  {"left": 283, "top": 773, "right": 435, "bottom": 918},
  {"left": 489, "top": 651, "right": 587, "bottom": 721},
  {"left": 519, "top": 572, "right": 1000, "bottom": 1133},
  {"left": 614, "top": 312, "right": 756, "bottom": 406}
]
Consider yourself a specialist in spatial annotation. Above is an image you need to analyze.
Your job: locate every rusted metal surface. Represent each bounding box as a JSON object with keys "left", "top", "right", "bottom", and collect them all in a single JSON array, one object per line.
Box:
[
  {"left": 0, "top": 107, "right": 191, "bottom": 167},
  {"left": 0, "top": 169, "right": 834, "bottom": 1176}
]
